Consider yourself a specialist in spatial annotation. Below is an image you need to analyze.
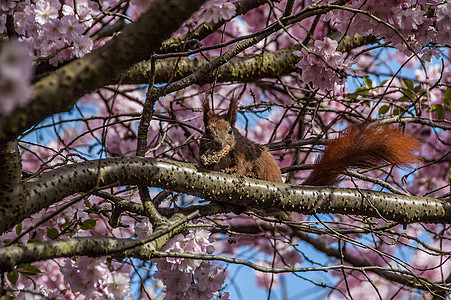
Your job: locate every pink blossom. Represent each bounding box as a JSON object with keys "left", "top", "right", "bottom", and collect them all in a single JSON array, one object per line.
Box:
[
  {"left": 75, "top": 5, "right": 93, "bottom": 27},
  {"left": 294, "top": 37, "right": 352, "bottom": 90},
  {"left": 0, "top": 40, "right": 33, "bottom": 115},
  {"left": 48, "top": 47, "right": 74, "bottom": 66},
  {"left": 393, "top": 6, "right": 424, "bottom": 30},
  {"left": 153, "top": 268, "right": 191, "bottom": 295},
  {"left": 436, "top": 2, "right": 451, "bottom": 31},
  {"left": 411, "top": 241, "right": 451, "bottom": 282},
  {"left": 201, "top": 1, "right": 236, "bottom": 23},
  {"left": 0, "top": 14, "right": 5, "bottom": 33},
  {"left": 156, "top": 261, "right": 227, "bottom": 299},
  {"left": 154, "top": 228, "right": 225, "bottom": 298},
  {"left": 103, "top": 271, "right": 132, "bottom": 299},
  {"left": 0, "top": 77, "right": 32, "bottom": 114},
  {"left": 0, "top": 0, "right": 17, "bottom": 13},
  {"left": 41, "top": 18, "right": 66, "bottom": 40},
  {"left": 331, "top": 272, "right": 402, "bottom": 299},
  {"left": 62, "top": 3, "right": 75, "bottom": 16},
  {"left": 0, "top": 40, "right": 32, "bottom": 80},
  {"left": 35, "top": 0, "right": 60, "bottom": 25},
  {"left": 106, "top": 125, "right": 138, "bottom": 156},
  {"left": 401, "top": 1, "right": 409, "bottom": 10},
  {"left": 161, "top": 229, "right": 215, "bottom": 273},
  {"left": 1, "top": 0, "right": 450, "bottom": 298},
  {"left": 60, "top": 257, "right": 131, "bottom": 298},
  {"left": 16, "top": 284, "right": 54, "bottom": 299},
  {"left": 61, "top": 15, "right": 86, "bottom": 39},
  {"left": 135, "top": 218, "right": 153, "bottom": 239},
  {"left": 414, "top": 63, "right": 443, "bottom": 84},
  {"left": 254, "top": 260, "right": 280, "bottom": 288},
  {"left": 61, "top": 257, "right": 109, "bottom": 296},
  {"left": 195, "top": 262, "right": 226, "bottom": 292},
  {"left": 72, "top": 34, "right": 93, "bottom": 57},
  {"left": 14, "top": 9, "right": 39, "bottom": 37}
]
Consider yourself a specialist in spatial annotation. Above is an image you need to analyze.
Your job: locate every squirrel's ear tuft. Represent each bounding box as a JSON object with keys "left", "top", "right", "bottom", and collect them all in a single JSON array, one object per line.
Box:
[
  {"left": 227, "top": 98, "right": 238, "bottom": 127},
  {"left": 202, "top": 97, "right": 213, "bottom": 126}
]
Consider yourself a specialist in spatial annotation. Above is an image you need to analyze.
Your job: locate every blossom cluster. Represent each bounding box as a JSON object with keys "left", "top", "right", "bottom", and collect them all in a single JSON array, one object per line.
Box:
[
  {"left": 294, "top": 37, "right": 352, "bottom": 90},
  {"left": 154, "top": 229, "right": 228, "bottom": 299},
  {"left": 323, "top": 0, "right": 450, "bottom": 59},
  {"left": 0, "top": 0, "right": 94, "bottom": 66},
  {"left": 60, "top": 257, "right": 131, "bottom": 299}
]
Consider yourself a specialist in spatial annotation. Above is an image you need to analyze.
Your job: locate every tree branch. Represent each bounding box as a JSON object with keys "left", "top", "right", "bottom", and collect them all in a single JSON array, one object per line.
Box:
[
  {"left": 1, "top": 157, "right": 449, "bottom": 234},
  {"left": 119, "top": 46, "right": 300, "bottom": 85},
  {"left": 0, "top": 141, "right": 22, "bottom": 210}
]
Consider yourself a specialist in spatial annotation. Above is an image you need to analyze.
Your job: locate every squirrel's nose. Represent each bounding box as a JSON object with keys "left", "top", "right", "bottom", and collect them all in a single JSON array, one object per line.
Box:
[{"left": 213, "top": 141, "right": 222, "bottom": 148}]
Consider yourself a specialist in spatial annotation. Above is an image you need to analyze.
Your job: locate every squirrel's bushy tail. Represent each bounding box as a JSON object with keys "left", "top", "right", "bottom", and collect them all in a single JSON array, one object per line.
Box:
[{"left": 303, "top": 125, "right": 421, "bottom": 186}]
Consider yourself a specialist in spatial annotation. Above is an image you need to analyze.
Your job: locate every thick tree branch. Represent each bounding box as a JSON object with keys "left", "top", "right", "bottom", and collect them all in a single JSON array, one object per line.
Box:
[
  {"left": 119, "top": 46, "right": 300, "bottom": 85},
  {"left": 118, "top": 34, "right": 380, "bottom": 86},
  {"left": 1, "top": 157, "right": 449, "bottom": 234},
  {"left": 0, "top": 141, "right": 22, "bottom": 210}
]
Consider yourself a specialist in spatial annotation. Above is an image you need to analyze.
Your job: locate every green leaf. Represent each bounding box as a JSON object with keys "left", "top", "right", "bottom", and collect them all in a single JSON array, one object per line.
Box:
[
  {"left": 355, "top": 86, "right": 369, "bottom": 95},
  {"left": 17, "top": 263, "right": 41, "bottom": 276},
  {"left": 403, "top": 79, "right": 414, "bottom": 90},
  {"left": 443, "top": 87, "right": 451, "bottom": 106},
  {"left": 17, "top": 264, "right": 41, "bottom": 275},
  {"left": 413, "top": 84, "right": 422, "bottom": 94},
  {"left": 15, "top": 223, "right": 22, "bottom": 235},
  {"left": 7, "top": 269, "right": 19, "bottom": 285},
  {"left": 47, "top": 228, "right": 59, "bottom": 240},
  {"left": 393, "top": 108, "right": 402, "bottom": 116},
  {"left": 62, "top": 222, "right": 72, "bottom": 230},
  {"left": 379, "top": 105, "right": 390, "bottom": 115},
  {"left": 80, "top": 219, "right": 97, "bottom": 230},
  {"left": 364, "top": 77, "right": 373, "bottom": 88},
  {"left": 431, "top": 104, "right": 445, "bottom": 120},
  {"left": 397, "top": 96, "right": 409, "bottom": 102},
  {"left": 403, "top": 90, "right": 415, "bottom": 100}
]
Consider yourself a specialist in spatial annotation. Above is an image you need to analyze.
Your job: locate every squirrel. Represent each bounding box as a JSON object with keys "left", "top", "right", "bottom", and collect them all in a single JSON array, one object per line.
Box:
[{"left": 199, "top": 98, "right": 421, "bottom": 186}]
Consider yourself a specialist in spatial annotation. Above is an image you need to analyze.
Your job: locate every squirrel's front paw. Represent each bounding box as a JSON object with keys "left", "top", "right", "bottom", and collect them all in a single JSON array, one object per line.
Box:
[
  {"left": 200, "top": 145, "right": 231, "bottom": 165},
  {"left": 245, "top": 171, "right": 259, "bottom": 179},
  {"left": 221, "top": 167, "right": 235, "bottom": 174}
]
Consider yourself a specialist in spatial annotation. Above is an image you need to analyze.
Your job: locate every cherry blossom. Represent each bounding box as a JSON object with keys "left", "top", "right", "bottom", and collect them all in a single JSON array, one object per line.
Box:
[
  {"left": 200, "top": 1, "right": 236, "bottom": 24},
  {"left": 34, "top": 0, "right": 60, "bottom": 25},
  {"left": 0, "top": 40, "right": 33, "bottom": 115},
  {"left": 294, "top": 37, "right": 352, "bottom": 90},
  {"left": 60, "top": 257, "right": 131, "bottom": 299}
]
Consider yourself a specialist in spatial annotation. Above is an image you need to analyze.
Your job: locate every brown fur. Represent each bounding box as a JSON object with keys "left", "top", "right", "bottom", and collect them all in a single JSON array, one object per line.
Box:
[
  {"left": 199, "top": 98, "right": 283, "bottom": 183},
  {"left": 200, "top": 99, "right": 420, "bottom": 187},
  {"left": 303, "top": 124, "right": 421, "bottom": 186}
]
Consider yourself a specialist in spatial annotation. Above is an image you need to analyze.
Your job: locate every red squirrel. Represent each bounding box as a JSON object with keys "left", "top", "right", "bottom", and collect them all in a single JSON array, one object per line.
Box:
[{"left": 199, "top": 98, "right": 420, "bottom": 186}]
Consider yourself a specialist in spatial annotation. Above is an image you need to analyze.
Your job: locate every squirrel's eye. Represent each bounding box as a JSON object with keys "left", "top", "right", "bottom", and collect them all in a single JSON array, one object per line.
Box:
[{"left": 228, "top": 128, "right": 233, "bottom": 134}]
